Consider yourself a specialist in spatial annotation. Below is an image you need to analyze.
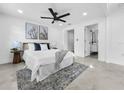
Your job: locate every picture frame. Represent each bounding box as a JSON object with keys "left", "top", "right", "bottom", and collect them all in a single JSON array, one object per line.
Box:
[
  {"left": 39, "top": 25, "right": 48, "bottom": 40},
  {"left": 25, "top": 23, "right": 39, "bottom": 39}
]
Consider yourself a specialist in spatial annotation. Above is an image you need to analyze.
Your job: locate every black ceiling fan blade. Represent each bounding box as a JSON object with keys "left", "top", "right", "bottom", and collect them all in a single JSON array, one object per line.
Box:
[
  {"left": 41, "top": 17, "right": 54, "bottom": 19},
  {"left": 58, "top": 19, "right": 66, "bottom": 22},
  {"left": 58, "top": 13, "right": 70, "bottom": 18},
  {"left": 48, "top": 8, "right": 56, "bottom": 18}
]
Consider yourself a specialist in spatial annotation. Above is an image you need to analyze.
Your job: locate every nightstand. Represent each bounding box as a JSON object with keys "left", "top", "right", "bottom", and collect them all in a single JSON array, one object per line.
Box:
[{"left": 11, "top": 50, "right": 23, "bottom": 64}]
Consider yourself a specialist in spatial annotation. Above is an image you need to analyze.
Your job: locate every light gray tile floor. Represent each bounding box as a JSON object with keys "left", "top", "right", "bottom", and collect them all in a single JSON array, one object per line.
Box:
[{"left": 0, "top": 56, "right": 124, "bottom": 90}]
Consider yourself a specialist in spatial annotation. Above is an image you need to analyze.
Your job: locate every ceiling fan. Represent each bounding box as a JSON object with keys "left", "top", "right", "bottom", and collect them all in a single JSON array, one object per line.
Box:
[{"left": 40, "top": 8, "right": 70, "bottom": 24}]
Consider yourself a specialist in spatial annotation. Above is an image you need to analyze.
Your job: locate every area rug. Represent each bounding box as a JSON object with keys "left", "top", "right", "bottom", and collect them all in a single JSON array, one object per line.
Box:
[{"left": 16, "top": 62, "right": 88, "bottom": 90}]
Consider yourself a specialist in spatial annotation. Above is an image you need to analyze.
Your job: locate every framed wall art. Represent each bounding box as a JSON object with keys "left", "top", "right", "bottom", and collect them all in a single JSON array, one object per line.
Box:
[
  {"left": 39, "top": 25, "right": 48, "bottom": 40},
  {"left": 25, "top": 23, "right": 39, "bottom": 39}
]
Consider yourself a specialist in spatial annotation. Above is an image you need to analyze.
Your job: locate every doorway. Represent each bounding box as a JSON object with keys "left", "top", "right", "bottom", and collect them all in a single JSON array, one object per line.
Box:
[
  {"left": 84, "top": 24, "right": 98, "bottom": 59},
  {"left": 67, "top": 29, "right": 74, "bottom": 53}
]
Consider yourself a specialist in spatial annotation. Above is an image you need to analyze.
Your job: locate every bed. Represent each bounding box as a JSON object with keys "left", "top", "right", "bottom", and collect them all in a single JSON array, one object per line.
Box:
[{"left": 23, "top": 42, "right": 74, "bottom": 82}]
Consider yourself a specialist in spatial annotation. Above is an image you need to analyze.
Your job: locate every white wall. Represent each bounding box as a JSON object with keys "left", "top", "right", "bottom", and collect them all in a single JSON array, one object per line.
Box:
[
  {"left": 0, "top": 14, "right": 60, "bottom": 64},
  {"left": 106, "top": 9, "right": 124, "bottom": 65},
  {"left": 62, "top": 25, "right": 84, "bottom": 57},
  {"left": 1, "top": 8, "right": 124, "bottom": 66},
  {"left": 62, "top": 17, "right": 106, "bottom": 62},
  {"left": 62, "top": 9, "right": 124, "bottom": 66}
]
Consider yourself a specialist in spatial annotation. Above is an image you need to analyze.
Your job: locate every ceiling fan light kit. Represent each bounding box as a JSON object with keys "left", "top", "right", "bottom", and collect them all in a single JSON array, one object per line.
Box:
[{"left": 40, "top": 8, "right": 70, "bottom": 24}]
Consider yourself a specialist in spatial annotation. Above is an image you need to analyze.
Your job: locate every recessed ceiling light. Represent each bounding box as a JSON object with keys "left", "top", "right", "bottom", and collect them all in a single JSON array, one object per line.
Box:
[
  {"left": 17, "top": 9, "right": 23, "bottom": 14},
  {"left": 59, "top": 23, "right": 63, "bottom": 26},
  {"left": 83, "top": 12, "right": 87, "bottom": 16}
]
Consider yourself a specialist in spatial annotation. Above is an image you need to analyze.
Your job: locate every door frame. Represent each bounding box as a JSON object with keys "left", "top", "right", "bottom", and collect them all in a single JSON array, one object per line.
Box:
[
  {"left": 67, "top": 29, "right": 74, "bottom": 52},
  {"left": 84, "top": 26, "right": 91, "bottom": 56},
  {"left": 84, "top": 23, "right": 99, "bottom": 58}
]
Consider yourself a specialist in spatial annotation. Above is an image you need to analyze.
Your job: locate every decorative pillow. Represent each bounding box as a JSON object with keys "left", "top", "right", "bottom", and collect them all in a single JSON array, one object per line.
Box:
[
  {"left": 47, "top": 43, "right": 50, "bottom": 49},
  {"left": 34, "top": 43, "right": 41, "bottom": 51},
  {"left": 28, "top": 43, "right": 35, "bottom": 51},
  {"left": 40, "top": 44, "right": 48, "bottom": 51}
]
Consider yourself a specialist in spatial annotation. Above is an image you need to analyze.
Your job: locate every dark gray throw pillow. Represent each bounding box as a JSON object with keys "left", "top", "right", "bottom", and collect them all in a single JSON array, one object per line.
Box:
[{"left": 34, "top": 43, "right": 41, "bottom": 51}]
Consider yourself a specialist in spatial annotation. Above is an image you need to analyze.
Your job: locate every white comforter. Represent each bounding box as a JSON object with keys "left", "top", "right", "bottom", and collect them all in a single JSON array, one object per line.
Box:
[{"left": 23, "top": 49, "right": 74, "bottom": 82}]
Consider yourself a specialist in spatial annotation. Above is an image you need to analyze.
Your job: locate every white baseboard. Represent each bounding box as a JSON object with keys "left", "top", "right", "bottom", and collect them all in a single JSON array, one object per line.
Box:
[
  {"left": 106, "top": 58, "right": 124, "bottom": 66},
  {"left": 0, "top": 58, "right": 12, "bottom": 64}
]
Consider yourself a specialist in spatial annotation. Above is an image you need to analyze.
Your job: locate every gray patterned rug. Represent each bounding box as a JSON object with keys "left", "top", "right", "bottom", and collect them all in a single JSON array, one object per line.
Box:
[{"left": 16, "top": 62, "right": 88, "bottom": 90}]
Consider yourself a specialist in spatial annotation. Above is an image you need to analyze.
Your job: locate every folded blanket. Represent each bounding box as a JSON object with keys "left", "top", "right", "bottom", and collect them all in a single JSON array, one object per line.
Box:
[{"left": 55, "top": 50, "right": 68, "bottom": 69}]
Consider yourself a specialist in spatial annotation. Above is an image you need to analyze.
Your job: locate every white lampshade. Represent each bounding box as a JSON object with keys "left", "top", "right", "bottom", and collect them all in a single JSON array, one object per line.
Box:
[
  {"left": 12, "top": 41, "right": 21, "bottom": 49},
  {"left": 50, "top": 42, "right": 57, "bottom": 48}
]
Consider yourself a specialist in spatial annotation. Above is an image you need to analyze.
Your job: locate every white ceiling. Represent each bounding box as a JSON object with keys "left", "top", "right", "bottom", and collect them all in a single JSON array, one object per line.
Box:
[
  {"left": 0, "top": 3, "right": 107, "bottom": 28},
  {"left": 107, "top": 3, "right": 124, "bottom": 15}
]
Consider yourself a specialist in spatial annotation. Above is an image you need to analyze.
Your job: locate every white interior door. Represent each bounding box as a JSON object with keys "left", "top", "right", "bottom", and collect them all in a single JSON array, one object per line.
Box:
[
  {"left": 84, "top": 27, "right": 91, "bottom": 56},
  {"left": 67, "top": 30, "right": 74, "bottom": 52}
]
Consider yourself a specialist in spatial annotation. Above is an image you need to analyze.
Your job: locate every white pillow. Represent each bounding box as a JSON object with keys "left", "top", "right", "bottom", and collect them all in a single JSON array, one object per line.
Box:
[
  {"left": 28, "top": 43, "right": 34, "bottom": 51},
  {"left": 40, "top": 44, "right": 48, "bottom": 51}
]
